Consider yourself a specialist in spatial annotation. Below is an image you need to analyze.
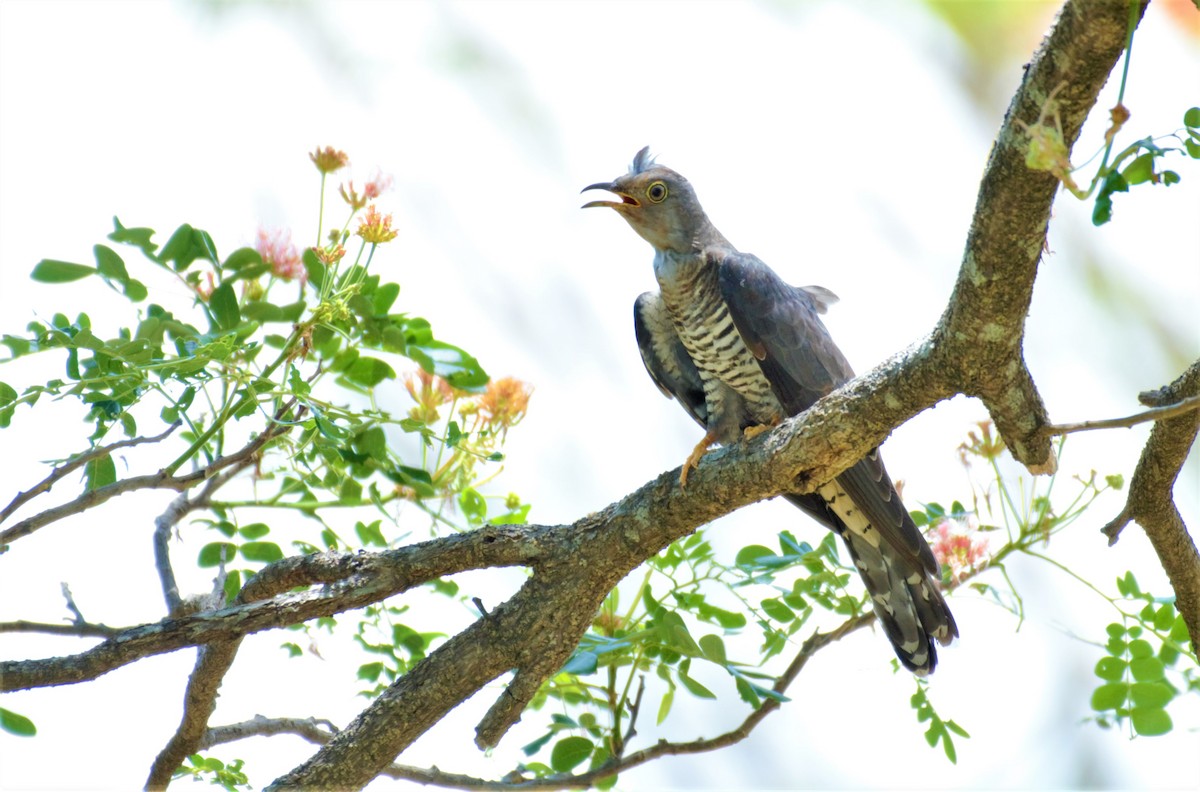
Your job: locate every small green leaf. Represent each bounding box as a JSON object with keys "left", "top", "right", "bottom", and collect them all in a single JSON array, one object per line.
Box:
[
  {"left": 109, "top": 217, "right": 157, "bottom": 256},
  {"left": 1129, "top": 655, "right": 1165, "bottom": 682},
  {"left": 355, "top": 520, "right": 387, "bottom": 548},
  {"left": 198, "top": 542, "right": 237, "bottom": 567},
  {"left": 1130, "top": 706, "right": 1172, "bottom": 736},
  {"left": 735, "top": 544, "right": 775, "bottom": 567},
  {"left": 344, "top": 356, "right": 396, "bottom": 388},
  {"left": 1184, "top": 107, "right": 1200, "bottom": 129},
  {"left": 1094, "top": 656, "right": 1127, "bottom": 682},
  {"left": 677, "top": 663, "right": 716, "bottom": 699},
  {"left": 238, "top": 523, "right": 270, "bottom": 540},
  {"left": 84, "top": 453, "right": 116, "bottom": 491},
  {"left": 1122, "top": 153, "right": 1156, "bottom": 185},
  {"left": 1128, "top": 639, "right": 1154, "bottom": 660},
  {"left": 240, "top": 541, "right": 284, "bottom": 564},
  {"left": 699, "top": 634, "right": 727, "bottom": 664},
  {"left": 32, "top": 259, "right": 97, "bottom": 283},
  {"left": 560, "top": 650, "right": 598, "bottom": 676},
  {"left": 357, "top": 662, "right": 384, "bottom": 681},
  {"left": 549, "top": 736, "right": 593, "bottom": 773},
  {"left": 760, "top": 598, "right": 795, "bottom": 623},
  {"left": 1090, "top": 682, "right": 1128, "bottom": 711},
  {"left": 209, "top": 282, "right": 241, "bottom": 331},
  {"left": 1129, "top": 681, "right": 1173, "bottom": 709},
  {"left": 0, "top": 707, "right": 36, "bottom": 737},
  {"left": 657, "top": 686, "right": 675, "bottom": 724}
]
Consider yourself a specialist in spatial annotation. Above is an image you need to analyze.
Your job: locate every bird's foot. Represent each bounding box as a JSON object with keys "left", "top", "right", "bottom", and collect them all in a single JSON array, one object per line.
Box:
[
  {"left": 742, "top": 419, "right": 780, "bottom": 441},
  {"left": 680, "top": 431, "right": 717, "bottom": 489}
]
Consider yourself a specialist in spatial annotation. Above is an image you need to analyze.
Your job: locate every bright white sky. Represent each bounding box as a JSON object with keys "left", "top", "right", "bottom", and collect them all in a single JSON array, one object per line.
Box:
[{"left": 1, "top": 1, "right": 1198, "bottom": 789}]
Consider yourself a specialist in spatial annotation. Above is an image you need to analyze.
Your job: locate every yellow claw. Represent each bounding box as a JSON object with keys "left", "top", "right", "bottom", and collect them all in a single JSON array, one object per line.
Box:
[{"left": 680, "top": 431, "right": 717, "bottom": 489}]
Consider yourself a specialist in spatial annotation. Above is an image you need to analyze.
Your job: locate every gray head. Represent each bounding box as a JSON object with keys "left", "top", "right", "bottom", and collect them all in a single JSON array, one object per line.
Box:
[{"left": 582, "top": 146, "right": 711, "bottom": 254}]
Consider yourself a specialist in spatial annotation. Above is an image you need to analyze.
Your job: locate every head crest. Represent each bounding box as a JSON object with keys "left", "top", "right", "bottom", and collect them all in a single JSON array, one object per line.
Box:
[{"left": 629, "top": 146, "right": 657, "bottom": 175}]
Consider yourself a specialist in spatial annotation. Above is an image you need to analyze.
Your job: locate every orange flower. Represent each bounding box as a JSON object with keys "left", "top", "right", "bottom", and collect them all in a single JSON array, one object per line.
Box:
[
  {"left": 356, "top": 205, "right": 398, "bottom": 245},
  {"left": 339, "top": 182, "right": 368, "bottom": 211},
  {"left": 310, "top": 146, "right": 349, "bottom": 174},
  {"left": 310, "top": 244, "right": 346, "bottom": 267},
  {"left": 363, "top": 170, "right": 393, "bottom": 200},
  {"left": 405, "top": 369, "right": 453, "bottom": 424},
  {"left": 478, "top": 377, "right": 531, "bottom": 430}
]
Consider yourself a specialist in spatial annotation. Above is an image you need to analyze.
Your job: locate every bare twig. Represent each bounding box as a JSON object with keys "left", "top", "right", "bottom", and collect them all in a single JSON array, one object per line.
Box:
[
  {"left": 1, "top": 414, "right": 290, "bottom": 548},
  {"left": 1041, "top": 395, "right": 1200, "bottom": 437},
  {"left": 0, "top": 620, "right": 125, "bottom": 638},
  {"left": 200, "top": 715, "right": 340, "bottom": 749},
  {"left": 0, "top": 421, "right": 180, "bottom": 525}
]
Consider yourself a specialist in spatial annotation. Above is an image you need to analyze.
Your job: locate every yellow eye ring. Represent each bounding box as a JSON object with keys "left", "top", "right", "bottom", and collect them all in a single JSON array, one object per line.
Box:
[{"left": 646, "top": 181, "right": 668, "bottom": 203}]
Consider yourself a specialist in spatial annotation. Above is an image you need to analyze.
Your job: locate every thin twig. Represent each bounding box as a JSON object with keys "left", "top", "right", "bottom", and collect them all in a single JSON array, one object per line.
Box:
[
  {"left": 0, "top": 413, "right": 292, "bottom": 548},
  {"left": 1041, "top": 395, "right": 1200, "bottom": 438},
  {"left": 0, "top": 421, "right": 180, "bottom": 525},
  {"left": 0, "top": 620, "right": 125, "bottom": 638}
]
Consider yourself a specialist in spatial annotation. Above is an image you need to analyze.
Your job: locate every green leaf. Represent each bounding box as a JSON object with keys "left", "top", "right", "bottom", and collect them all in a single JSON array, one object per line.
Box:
[
  {"left": 240, "top": 541, "right": 284, "bottom": 563},
  {"left": 549, "top": 736, "right": 593, "bottom": 773},
  {"left": 677, "top": 663, "right": 716, "bottom": 699},
  {"left": 32, "top": 259, "right": 96, "bottom": 283},
  {"left": 209, "top": 282, "right": 241, "bottom": 331},
  {"left": 735, "top": 544, "right": 775, "bottom": 567},
  {"left": 223, "top": 247, "right": 263, "bottom": 272},
  {"left": 159, "top": 224, "right": 218, "bottom": 271},
  {"left": 357, "top": 662, "right": 384, "bottom": 681},
  {"left": 1129, "top": 681, "right": 1173, "bottom": 709},
  {"left": 373, "top": 282, "right": 400, "bottom": 315},
  {"left": 238, "top": 523, "right": 270, "bottom": 540},
  {"left": 560, "top": 650, "right": 598, "bottom": 676},
  {"left": 1128, "top": 639, "right": 1154, "bottom": 660},
  {"left": 1094, "top": 656, "right": 1127, "bottom": 682},
  {"left": 0, "top": 707, "right": 36, "bottom": 737},
  {"left": 93, "top": 244, "right": 129, "bottom": 280},
  {"left": 1130, "top": 706, "right": 1173, "bottom": 736},
  {"left": 657, "top": 686, "right": 675, "bottom": 724},
  {"left": 760, "top": 598, "right": 795, "bottom": 623},
  {"left": 1122, "top": 153, "right": 1156, "bottom": 185},
  {"left": 1153, "top": 604, "right": 1176, "bottom": 632},
  {"left": 198, "top": 542, "right": 237, "bottom": 567},
  {"left": 1184, "top": 107, "right": 1200, "bottom": 129},
  {"left": 699, "top": 634, "right": 727, "bottom": 664},
  {"left": 355, "top": 520, "right": 387, "bottom": 547},
  {"left": 1129, "top": 656, "right": 1165, "bottom": 682},
  {"left": 1090, "top": 682, "right": 1128, "bottom": 711},
  {"left": 345, "top": 356, "right": 396, "bottom": 388},
  {"left": 109, "top": 217, "right": 158, "bottom": 256},
  {"left": 84, "top": 453, "right": 116, "bottom": 491}
]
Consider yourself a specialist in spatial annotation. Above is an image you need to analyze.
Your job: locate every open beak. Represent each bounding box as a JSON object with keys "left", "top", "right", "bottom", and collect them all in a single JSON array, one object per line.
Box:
[{"left": 581, "top": 182, "right": 638, "bottom": 210}]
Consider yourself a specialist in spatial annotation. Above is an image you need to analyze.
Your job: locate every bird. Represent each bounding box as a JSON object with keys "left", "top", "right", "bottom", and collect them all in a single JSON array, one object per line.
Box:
[{"left": 582, "top": 147, "right": 958, "bottom": 674}]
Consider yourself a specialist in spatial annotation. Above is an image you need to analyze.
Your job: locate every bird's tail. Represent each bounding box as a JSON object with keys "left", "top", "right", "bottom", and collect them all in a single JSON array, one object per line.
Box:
[{"left": 840, "top": 530, "right": 958, "bottom": 675}]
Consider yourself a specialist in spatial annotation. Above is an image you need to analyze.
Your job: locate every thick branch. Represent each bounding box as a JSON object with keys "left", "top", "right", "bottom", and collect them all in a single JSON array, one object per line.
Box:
[
  {"left": 1103, "top": 359, "right": 1200, "bottom": 654},
  {"left": 933, "top": 0, "right": 1147, "bottom": 473},
  {"left": 1, "top": 525, "right": 551, "bottom": 692}
]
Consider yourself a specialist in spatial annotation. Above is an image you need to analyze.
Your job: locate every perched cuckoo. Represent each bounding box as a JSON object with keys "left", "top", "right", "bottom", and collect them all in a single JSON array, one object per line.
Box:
[{"left": 582, "top": 147, "right": 957, "bottom": 674}]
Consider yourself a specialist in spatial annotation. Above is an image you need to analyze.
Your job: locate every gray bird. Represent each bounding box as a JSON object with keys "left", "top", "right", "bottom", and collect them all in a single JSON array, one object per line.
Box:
[{"left": 583, "top": 147, "right": 957, "bottom": 674}]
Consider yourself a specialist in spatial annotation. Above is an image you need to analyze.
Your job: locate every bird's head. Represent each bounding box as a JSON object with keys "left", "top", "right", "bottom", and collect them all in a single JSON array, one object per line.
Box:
[{"left": 582, "top": 147, "right": 707, "bottom": 254}]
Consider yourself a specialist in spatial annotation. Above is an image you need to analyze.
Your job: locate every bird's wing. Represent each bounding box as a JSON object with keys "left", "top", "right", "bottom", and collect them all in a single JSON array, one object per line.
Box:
[
  {"left": 716, "top": 251, "right": 937, "bottom": 574},
  {"left": 633, "top": 291, "right": 708, "bottom": 426}
]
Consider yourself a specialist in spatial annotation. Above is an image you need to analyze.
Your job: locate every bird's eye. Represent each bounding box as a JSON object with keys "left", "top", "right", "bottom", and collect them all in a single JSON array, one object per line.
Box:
[{"left": 646, "top": 181, "right": 668, "bottom": 203}]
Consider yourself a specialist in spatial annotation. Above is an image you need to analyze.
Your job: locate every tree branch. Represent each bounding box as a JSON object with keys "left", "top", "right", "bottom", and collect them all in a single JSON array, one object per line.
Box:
[
  {"left": 932, "top": 0, "right": 1148, "bottom": 474},
  {"left": 1103, "top": 359, "right": 1200, "bottom": 654},
  {"left": 1041, "top": 395, "right": 1200, "bottom": 437},
  {"left": 0, "top": 421, "right": 180, "bottom": 525},
  {"left": 0, "top": 416, "right": 292, "bottom": 548}
]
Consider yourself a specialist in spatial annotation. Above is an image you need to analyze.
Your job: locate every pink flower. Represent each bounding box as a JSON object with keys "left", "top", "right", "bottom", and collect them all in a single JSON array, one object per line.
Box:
[
  {"left": 363, "top": 170, "right": 393, "bottom": 200},
  {"left": 930, "top": 517, "right": 988, "bottom": 583},
  {"left": 256, "top": 228, "right": 306, "bottom": 284}
]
